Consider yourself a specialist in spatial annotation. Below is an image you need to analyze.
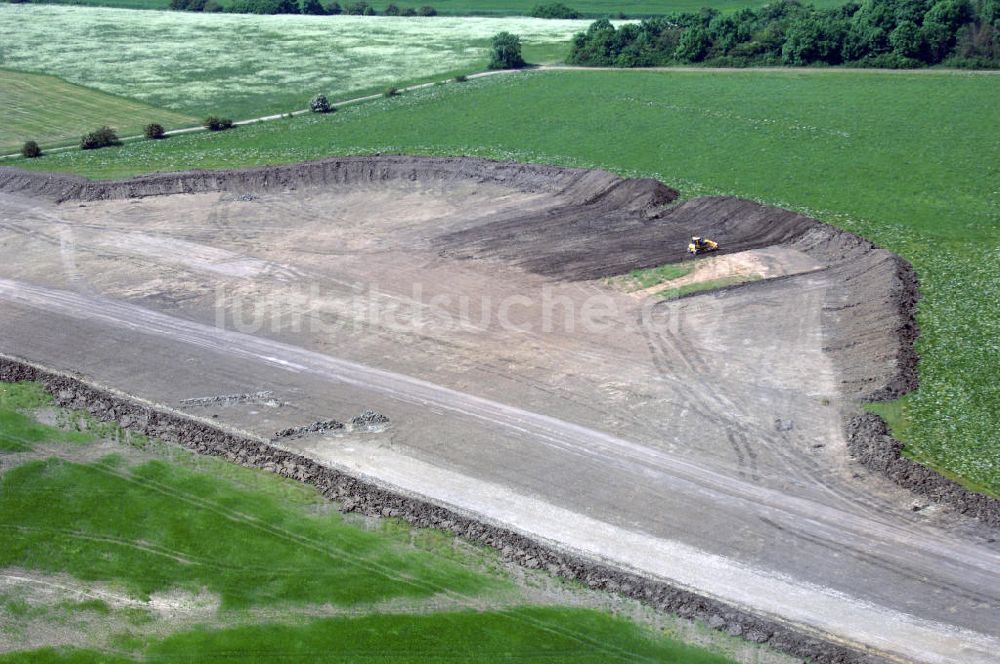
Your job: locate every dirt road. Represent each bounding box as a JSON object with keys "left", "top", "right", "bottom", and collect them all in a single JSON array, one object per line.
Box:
[{"left": 0, "top": 158, "right": 997, "bottom": 662}]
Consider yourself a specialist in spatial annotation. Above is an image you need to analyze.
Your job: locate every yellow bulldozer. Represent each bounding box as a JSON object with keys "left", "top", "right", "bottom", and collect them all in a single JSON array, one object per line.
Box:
[{"left": 687, "top": 236, "right": 719, "bottom": 256}]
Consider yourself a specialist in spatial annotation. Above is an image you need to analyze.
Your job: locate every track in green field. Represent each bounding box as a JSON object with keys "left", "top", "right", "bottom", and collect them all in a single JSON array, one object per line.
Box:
[
  {"left": 0, "top": 70, "right": 196, "bottom": 153},
  {"left": 0, "top": 382, "right": 740, "bottom": 663},
  {"left": 11, "top": 68, "right": 999, "bottom": 495}
]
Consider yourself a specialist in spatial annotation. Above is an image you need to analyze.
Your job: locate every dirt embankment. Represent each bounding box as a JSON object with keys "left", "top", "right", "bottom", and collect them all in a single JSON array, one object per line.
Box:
[
  {"left": 0, "top": 354, "right": 877, "bottom": 664},
  {"left": 0, "top": 156, "right": 677, "bottom": 212}
]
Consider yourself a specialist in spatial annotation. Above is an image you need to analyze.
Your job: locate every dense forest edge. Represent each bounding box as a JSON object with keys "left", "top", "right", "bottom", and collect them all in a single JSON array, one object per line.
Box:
[{"left": 568, "top": 0, "right": 1000, "bottom": 68}]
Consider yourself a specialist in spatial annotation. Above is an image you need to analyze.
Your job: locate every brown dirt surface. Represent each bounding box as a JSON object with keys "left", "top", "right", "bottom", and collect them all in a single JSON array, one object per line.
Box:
[{"left": 0, "top": 157, "right": 998, "bottom": 664}]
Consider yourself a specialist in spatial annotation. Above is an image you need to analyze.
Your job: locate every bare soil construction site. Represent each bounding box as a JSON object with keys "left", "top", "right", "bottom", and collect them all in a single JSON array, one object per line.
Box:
[{"left": 1, "top": 157, "right": 999, "bottom": 663}]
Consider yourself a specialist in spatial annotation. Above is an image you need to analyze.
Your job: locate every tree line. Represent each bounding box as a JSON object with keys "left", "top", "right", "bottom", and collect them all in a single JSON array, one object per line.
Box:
[{"left": 568, "top": 0, "right": 1000, "bottom": 68}]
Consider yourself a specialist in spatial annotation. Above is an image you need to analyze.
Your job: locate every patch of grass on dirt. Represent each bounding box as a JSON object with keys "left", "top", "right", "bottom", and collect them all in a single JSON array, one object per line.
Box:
[
  {"left": 60, "top": 599, "right": 112, "bottom": 615},
  {"left": 864, "top": 398, "right": 913, "bottom": 443},
  {"left": 0, "top": 382, "right": 52, "bottom": 412},
  {"left": 659, "top": 274, "right": 762, "bottom": 300},
  {"left": 21, "top": 68, "right": 996, "bottom": 494},
  {"left": 0, "top": 69, "right": 196, "bottom": 153},
  {"left": 617, "top": 262, "right": 694, "bottom": 290},
  {"left": 0, "top": 383, "right": 92, "bottom": 453}
]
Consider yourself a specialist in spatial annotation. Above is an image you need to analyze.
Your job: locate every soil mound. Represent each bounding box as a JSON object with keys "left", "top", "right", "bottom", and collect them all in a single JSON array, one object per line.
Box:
[{"left": 0, "top": 156, "right": 678, "bottom": 210}]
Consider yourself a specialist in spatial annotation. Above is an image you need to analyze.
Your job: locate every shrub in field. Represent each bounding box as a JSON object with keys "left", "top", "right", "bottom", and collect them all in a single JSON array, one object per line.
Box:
[
  {"left": 228, "top": 0, "right": 300, "bottom": 13},
  {"left": 383, "top": 86, "right": 399, "bottom": 97},
  {"left": 453, "top": 74, "right": 468, "bottom": 82},
  {"left": 144, "top": 123, "right": 166, "bottom": 139},
  {"left": 204, "top": 116, "right": 234, "bottom": 131},
  {"left": 384, "top": 3, "right": 400, "bottom": 15},
  {"left": 203, "top": 0, "right": 224, "bottom": 10},
  {"left": 488, "top": 32, "right": 526, "bottom": 69},
  {"left": 323, "top": 0, "right": 342, "bottom": 13},
  {"left": 80, "top": 127, "right": 121, "bottom": 150},
  {"left": 301, "top": 0, "right": 325, "bottom": 13},
  {"left": 417, "top": 5, "right": 436, "bottom": 15},
  {"left": 346, "top": 1, "right": 370, "bottom": 13},
  {"left": 401, "top": 6, "right": 415, "bottom": 15},
  {"left": 530, "top": 3, "right": 580, "bottom": 19},
  {"left": 309, "top": 94, "right": 333, "bottom": 112},
  {"left": 21, "top": 141, "right": 41, "bottom": 158}
]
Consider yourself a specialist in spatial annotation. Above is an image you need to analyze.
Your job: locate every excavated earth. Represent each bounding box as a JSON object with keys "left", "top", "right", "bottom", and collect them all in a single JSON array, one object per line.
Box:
[{"left": 0, "top": 157, "right": 998, "bottom": 664}]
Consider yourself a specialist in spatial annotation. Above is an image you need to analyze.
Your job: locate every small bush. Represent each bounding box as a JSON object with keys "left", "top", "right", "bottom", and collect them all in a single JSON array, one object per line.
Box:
[
  {"left": 346, "top": 1, "right": 369, "bottom": 13},
  {"left": 80, "top": 126, "right": 121, "bottom": 150},
  {"left": 143, "top": 123, "right": 166, "bottom": 140},
  {"left": 323, "top": 0, "right": 342, "bottom": 12},
  {"left": 21, "top": 141, "right": 41, "bottom": 158},
  {"left": 416, "top": 5, "right": 435, "bottom": 15},
  {"left": 203, "top": 0, "right": 224, "bottom": 10},
  {"left": 453, "top": 74, "right": 468, "bottom": 82},
  {"left": 529, "top": 2, "right": 580, "bottom": 19},
  {"left": 204, "top": 116, "right": 234, "bottom": 131},
  {"left": 401, "top": 6, "right": 415, "bottom": 14},
  {"left": 383, "top": 3, "right": 399, "bottom": 14},
  {"left": 301, "top": 0, "right": 325, "bottom": 13},
  {"left": 488, "top": 31, "right": 526, "bottom": 69},
  {"left": 383, "top": 86, "right": 399, "bottom": 97},
  {"left": 309, "top": 94, "right": 333, "bottom": 113}
]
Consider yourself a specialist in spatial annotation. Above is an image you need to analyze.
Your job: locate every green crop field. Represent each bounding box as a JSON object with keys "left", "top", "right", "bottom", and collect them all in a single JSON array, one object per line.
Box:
[
  {"left": 0, "top": 70, "right": 197, "bottom": 153},
  {"left": 20, "top": 0, "right": 848, "bottom": 16},
  {"left": 0, "top": 381, "right": 740, "bottom": 663},
  {"left": 10, "top": 68, "right": 999, "bottom": 495},
  {"left": 0, "top": 5, "right": 587, "bottom": 120}
]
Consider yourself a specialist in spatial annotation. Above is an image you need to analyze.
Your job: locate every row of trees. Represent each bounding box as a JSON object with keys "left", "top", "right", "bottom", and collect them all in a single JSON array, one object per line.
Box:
[
  {"left": 568, "top": 0, "right": 1000, "bottom": 68},
  {"left": 529, "top": 2, "right": 581, "bottom": 19},
  {"left": 169, "top": 0, "right": 437, "bottom": 15}
]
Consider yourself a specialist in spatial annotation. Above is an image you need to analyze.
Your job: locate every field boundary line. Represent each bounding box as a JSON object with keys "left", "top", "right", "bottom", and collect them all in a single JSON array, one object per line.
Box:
[{"left": 0, "top": 68, "right": 518, "bottom": 160}]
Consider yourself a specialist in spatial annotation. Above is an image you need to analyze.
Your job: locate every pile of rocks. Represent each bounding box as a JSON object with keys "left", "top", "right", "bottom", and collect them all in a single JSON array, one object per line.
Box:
[
  {"left": 351, "top": 409, "right": 390, "bottom": 431},
  {"left": 273, "top": 419, "right": 344, "bottom": 439}
]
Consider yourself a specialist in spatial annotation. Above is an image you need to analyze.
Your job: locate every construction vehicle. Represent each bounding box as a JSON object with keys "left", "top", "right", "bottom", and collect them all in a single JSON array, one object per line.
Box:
[{"left": 687, "top": 236, "right": 719, "bottom": 255}]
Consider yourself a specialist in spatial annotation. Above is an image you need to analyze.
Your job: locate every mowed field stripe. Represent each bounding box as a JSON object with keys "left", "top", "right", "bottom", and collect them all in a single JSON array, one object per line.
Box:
[{"left": 0, "top": 69, "right": 197, "bottom": 152}]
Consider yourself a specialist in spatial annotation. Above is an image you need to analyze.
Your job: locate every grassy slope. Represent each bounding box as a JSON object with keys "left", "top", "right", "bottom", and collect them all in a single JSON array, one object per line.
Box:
[
  {"left": 22, "top": 0, "right": 846, "bottom": 15},
  {"left": 0, "top": 382, "right": 735, "bottom": 663},
  {"left": 0, "top": 70, "right": 196, "bottom": 153},
  {"left": 0, "top": 6, "right": 585, "bottom": 119},
  {"left": 10, "top": 69, "right": 999, "bottom": 494}
]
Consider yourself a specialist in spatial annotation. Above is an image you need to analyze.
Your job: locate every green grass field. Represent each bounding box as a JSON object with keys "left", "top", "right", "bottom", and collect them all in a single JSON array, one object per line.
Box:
[
  {"left": 659, "top": 274, "right": 761, "bottom": 300},
  {"left": 614, "top": 262, "right": 694, "bottom": 290},
  {"left": 20, "top": 0, "right": 847, "bottom": 16},
  {"left": 0, "top": 381, "right": 738, "bottom": 662},
  {"left": 0, "top": 5, "right": 585, "bottom": 120},
  {"left": 0, "top": 69, "right": 197, "bottom": 153},
  {"left": 9, "top": 68, "right": 999, "bottom": 495}
]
